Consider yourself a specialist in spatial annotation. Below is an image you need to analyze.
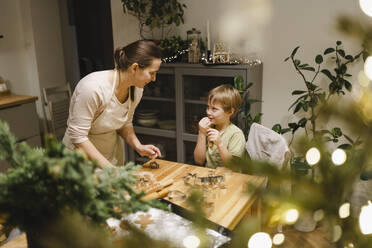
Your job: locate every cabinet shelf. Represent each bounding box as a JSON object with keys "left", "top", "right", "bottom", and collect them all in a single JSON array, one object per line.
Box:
[
  {"left": 183, "top": 133, "right": 198, "bottom": 142},
  {"left": 184, "top": 99, "right": 207, "bottom": 105},
  {"left": 142, "top": 96, "right": 175, "bottom": 102},
  {"left": 134, "top": 126, "right": 176, "bottom": 138}
]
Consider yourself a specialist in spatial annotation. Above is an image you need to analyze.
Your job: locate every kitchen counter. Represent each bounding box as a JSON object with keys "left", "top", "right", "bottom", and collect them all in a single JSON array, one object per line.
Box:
[{"left": 0, "top": 94, "right": 38, "bottom": 109}]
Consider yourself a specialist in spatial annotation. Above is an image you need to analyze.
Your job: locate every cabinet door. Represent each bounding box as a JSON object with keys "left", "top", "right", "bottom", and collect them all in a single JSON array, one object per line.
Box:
[
  {"left": 176, "top": 68, "right": 246, "bottom": 162},
  {"left": 128, "top": 68, "right": 177, "bottom": 162},
  {"left": 0, "top": 102, "right": 40, "bottom": 141}
]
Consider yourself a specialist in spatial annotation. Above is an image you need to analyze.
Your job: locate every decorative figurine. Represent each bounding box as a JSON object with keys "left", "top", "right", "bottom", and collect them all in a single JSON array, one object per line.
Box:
[{"left": 212, "top": 42, "right": 230, "bottom": 64}]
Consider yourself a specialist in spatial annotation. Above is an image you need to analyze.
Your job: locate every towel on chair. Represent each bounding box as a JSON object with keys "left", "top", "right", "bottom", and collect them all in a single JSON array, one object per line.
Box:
[{"left": 246, "top": 123, "right": 290, "bottom": 169}]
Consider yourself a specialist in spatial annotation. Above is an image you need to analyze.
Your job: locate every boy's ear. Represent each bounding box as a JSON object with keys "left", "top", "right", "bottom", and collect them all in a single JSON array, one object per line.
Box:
[{"left": 228, "top": 108, "right": 235, "bottom": 116}]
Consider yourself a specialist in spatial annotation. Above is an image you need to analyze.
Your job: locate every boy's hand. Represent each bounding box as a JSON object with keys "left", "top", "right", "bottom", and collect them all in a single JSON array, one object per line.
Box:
[
  {"left": 207, "top": 128, "right": 222, "bottom": 147},
  {"left": 198, "top": 117, "right": 211, "bottom": 136}
]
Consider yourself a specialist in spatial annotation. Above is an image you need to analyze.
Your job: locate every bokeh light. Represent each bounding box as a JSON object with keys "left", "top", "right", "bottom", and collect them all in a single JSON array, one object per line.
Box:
[
  {"left": 332, "top": 149, "right": 347, "bottom": 166},
  {"left": 272, "top": 233, "right": 285, "bottom": 245},
  {"left": 183, "top": 235, "right": 200, "bottom": 248},
  {"left": 339, "top": 202, "right": 350, "bottom": 219},
  {"left": 358, "top": 70, "right": 370, "bottom": 87},
  {"left": 332, "top": 225, "right": 342, "bottom": 242},
  {"left": 313, "top": 209, "right": 325, "bottom": 222},
  {"left": 285, "top": 209, "right": 299, "bottom": 224},
  {"left": 306, "top": 147, "right": 321, "bottom": 166},
  {"left": 248, "top": 232, "right": 272, "bottom": 248},
  {"left": 359, "top": 201, "right": 372, "bottom": 235},
  {"left": 364, "top": 56, "right": 372, "bottom": 81},
  {"left": 360, "top": 0, "right": 372, "bottom": 17}
]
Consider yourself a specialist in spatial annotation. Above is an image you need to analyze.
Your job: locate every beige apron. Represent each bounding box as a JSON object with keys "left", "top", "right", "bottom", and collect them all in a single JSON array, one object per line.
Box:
[
  {"left": 63, "top": 70, "right": 135, "bottom": 166},
  {"left": 88, "top": 70, "right": 135, "bottom": 166}
]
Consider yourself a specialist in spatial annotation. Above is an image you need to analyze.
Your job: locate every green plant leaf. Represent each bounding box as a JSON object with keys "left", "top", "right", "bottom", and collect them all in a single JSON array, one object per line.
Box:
[
  {"left": 294, "top": 102, "right": 303, "bottom": 114},
  {"left": 338, "top": 144, "right": 352, "bottom": 150},
  {"left": 344, "top": 80, "right": 352, "bottom": 91},
  {"left": 291, "top": 46, "right": 300, "bottom": 57},
  {"left": 292, "top": 90, "right": 307, "bottom": 95},
  {"left": 337, "top": 49, "right": 346, "bottom": 57},
  {"left": 345, "top": 55, "right": 354, "bottom": 61},
  {"left": 301, "top": 67, "right": 316, "bottom": 72},
  {"left": 298, "top": 117, "right": 307, "bottom": 127},
  {"left": 302, "top": 102, "right": 309, "bottom": 111},
  {"left": 234, "top": 75, "right": 244, "bottom": 91},
  {"left": 294, "top": 59, "right": 301, "bottom": 66},
  {"left": 280, "top": 128, "right": 292, "bottom": 134},
  {"left": 298, "top": 63, "right": 309, "bottom": 68},
  {"left": 272, "top": 124, "right": 282, "bottom": 133},
  {"left": 245, "top": 82, "right": 254, "bottom": 90},
  {"left": 343, "top": 134, "right": 354, "bottom": 144},
  {"left": 332, "top": 127, "right": 342, "bottom": 137},
  {"left": 284, "top": 57, "right": 290, "bottom": 62},
  {"left": 321, "top": 69, "right": 335, "bottom": 81},
  {"left": 288, "top": 95, "right": 307, "bottom": 110},
  {"left": 336, "top": 40, "right": 342, "bottom": 46},
  {"left": 324, "top": 48, "right": 335, "bottom": 55},
  {"left": 253, "top": 113, "right": 263, "bottom": 123},
  {"left": 340, "top": 64, "right": 347, "bottom": 74},
  {"left": 315, "top": 55, "right": 323, "bottom": 64},
  {"left": 288, "top": 122, "right": 298, "bottom": 130}
]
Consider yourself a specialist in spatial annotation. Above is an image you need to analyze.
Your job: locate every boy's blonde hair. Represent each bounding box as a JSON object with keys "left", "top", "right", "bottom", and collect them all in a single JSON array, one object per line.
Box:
[{"left": 208, "top": 84, "right": 242, "bottom": 118}]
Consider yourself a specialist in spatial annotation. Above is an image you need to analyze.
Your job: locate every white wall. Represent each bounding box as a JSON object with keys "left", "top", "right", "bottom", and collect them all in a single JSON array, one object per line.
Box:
[
  {"left": 0, "top": 0, "right": 39, "bottom": 97},
  {"left": 111, "top": 0, "right": 368, "bottom": 128},
  {"left": 0, "top": 0, "right": 66, "bottom": 131}
]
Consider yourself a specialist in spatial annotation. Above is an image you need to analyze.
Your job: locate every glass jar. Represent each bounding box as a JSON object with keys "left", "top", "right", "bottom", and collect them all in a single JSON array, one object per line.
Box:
[{"left": 187, "top": 28, "right": 201, "bottom": 63}]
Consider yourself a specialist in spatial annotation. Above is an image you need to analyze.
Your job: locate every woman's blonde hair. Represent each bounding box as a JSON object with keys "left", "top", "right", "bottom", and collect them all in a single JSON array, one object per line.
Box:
[{"left": 208, "top": 84, "right": 242, "bottom": 118}]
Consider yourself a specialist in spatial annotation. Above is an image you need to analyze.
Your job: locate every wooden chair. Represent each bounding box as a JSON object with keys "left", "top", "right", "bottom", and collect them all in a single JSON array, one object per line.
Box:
[{"left": 42, "top": 84, "right": 72, "bottom": 141}]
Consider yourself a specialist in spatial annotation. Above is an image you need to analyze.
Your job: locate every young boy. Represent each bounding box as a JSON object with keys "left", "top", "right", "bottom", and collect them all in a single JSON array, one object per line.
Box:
[{"left": 194, "top": 84, "right": 246, "bottom": 168}]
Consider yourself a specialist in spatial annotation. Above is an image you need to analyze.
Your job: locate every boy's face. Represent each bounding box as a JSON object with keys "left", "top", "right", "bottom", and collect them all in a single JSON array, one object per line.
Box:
[{"left": 206, "top": 101, "right": 233, "bottom": 125}]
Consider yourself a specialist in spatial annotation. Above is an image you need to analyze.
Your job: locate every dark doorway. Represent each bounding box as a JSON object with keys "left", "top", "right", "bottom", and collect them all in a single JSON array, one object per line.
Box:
[{"left": 69, "top": 0, "right": 114, "bottom": 78}]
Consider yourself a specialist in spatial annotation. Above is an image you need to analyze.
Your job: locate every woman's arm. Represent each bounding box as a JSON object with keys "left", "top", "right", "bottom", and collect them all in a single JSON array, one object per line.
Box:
[
  {"left": 194, "top": 131, "right": 207, "bottom": 165},
  {"left": 75, "top": 140, "right": 114, "bottom": 168},
  {"left": 118, "top": 125, "right": 161, "bottom": 159}
]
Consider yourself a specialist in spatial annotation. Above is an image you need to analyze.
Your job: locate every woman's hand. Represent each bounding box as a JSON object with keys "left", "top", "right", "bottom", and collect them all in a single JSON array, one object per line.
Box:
[
  {"left": 198, "top": 117, "right": 211, "bottom": 136},
  {"left": 207, "top": 128, "right": 222, "bottom": 147},
  {"left": 137, "top": 144, "right": 162, "bottom": 159}
]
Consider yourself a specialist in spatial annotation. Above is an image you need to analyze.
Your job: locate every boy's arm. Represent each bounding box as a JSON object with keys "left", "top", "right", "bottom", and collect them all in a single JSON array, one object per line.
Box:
[
  {"left": 194, "top": 131, "right": 207, "bottom": 165},
  {"left": 216, "top": 141, "right": 232, "bottom": 165}
]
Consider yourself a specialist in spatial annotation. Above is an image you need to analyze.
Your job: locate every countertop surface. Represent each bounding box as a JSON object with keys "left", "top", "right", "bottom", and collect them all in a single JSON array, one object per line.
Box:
[{"left": 0, "top": 94, "right": 38, "bottom": 109}]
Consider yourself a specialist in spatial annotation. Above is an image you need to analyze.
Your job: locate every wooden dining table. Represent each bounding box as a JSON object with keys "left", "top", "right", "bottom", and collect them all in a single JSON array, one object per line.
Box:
[
  {"left": 138, "top": 159, "right": 266, "bottom": 230},
  {"left": 1, "top": 159, "right": 266, "bottom": 247}
]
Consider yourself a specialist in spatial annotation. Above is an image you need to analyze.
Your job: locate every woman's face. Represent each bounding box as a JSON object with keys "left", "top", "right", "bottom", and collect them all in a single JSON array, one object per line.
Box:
[{"left": 133, "top": 58, "right": 162, "bottom": 88}]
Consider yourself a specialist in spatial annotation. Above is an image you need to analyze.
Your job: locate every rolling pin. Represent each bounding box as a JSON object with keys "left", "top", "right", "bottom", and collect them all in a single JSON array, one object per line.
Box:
[{"left": 141, "top": 187, "right": 172, "bottom": 201}]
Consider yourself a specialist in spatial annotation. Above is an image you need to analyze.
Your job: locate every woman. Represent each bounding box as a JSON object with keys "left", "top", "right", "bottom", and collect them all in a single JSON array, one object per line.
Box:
[{"left": 63, "top": 40, "right": 162, "bottom": 168}]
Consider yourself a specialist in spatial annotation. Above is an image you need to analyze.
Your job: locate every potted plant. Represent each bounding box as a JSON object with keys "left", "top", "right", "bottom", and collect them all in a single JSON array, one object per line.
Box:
[
  {"left": 0, "top": 121, "right": 164, "bottom": 248},
  {"left": 234, "top": 75, "right": 262, "bottom": 138},
  {"left": 273, "top": 41, "right": 366, "bottom": 176},
  {"left": 121, "top": 0, "right": 187, "bottom": 39}
]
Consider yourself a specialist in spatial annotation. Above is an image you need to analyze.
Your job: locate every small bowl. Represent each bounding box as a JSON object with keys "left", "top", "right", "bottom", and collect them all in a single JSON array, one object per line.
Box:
[
  {"left": 158, "top": 120, "right": 176, "bottom": 130},
  {"left": 137, "top": 117, "right": 158, "bottom": 127}
]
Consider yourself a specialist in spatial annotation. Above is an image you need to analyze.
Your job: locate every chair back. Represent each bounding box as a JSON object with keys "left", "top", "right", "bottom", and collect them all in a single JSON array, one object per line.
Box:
[
  {"left": 246, "top": 123, "right": 290, "bottom": 169},
  {"left": 42, "top": 84, "right": 72, "bottom": 140}
]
